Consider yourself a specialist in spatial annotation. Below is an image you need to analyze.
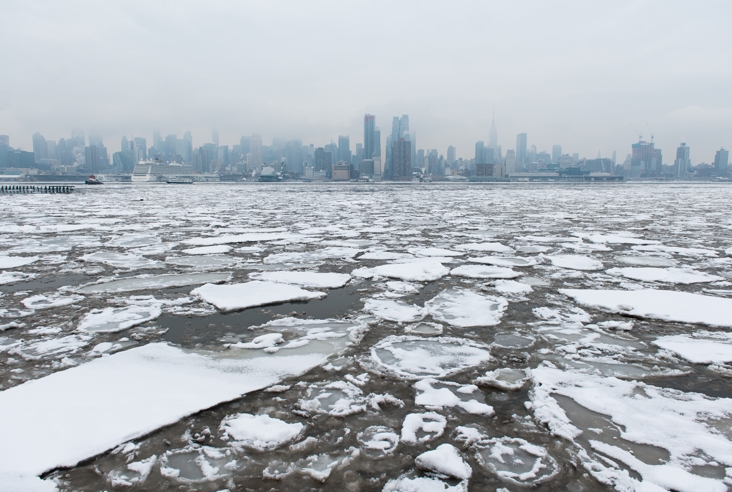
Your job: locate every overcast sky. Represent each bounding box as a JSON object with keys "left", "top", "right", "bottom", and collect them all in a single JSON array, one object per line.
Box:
[{"left": 1, "top": 0, "right": 730, "bottom": 162}]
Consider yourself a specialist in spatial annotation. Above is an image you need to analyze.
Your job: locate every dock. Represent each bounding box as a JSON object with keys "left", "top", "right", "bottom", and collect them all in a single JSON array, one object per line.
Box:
[{"left": 0, "top": 184, "right": 75, "bottom": 194}]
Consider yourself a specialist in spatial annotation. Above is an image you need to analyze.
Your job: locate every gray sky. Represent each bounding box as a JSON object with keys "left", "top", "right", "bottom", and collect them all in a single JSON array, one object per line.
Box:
[{"left": 1, "top": 0, "right": 730, "bottom": 162}]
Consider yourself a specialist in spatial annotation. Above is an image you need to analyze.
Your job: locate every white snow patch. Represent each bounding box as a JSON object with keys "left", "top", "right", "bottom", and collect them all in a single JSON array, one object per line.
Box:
[
  {"left": 607, "top": 267, "right": 723, "bottom": 284},
  {"left": 0, "top": 256, "right": 39, "bottom": 269},
  {"left": 249, "top": 271, "right": 351, "bottom": 289},
  {"left": 400, "top": 412, "right": 447, "bottom": 444},
  {"left": 416, "top": 444, "right": 472, "bottom": 480},
  {"left": 493, "top": 280, "right": 533, "bottom": 295},
  {"left": 653, "top": 334, "right": 732, "bottom": 364},
  {"left": 77, "top": 272, "right": 231, "bottom": 293},
  {"left": 22, "top": 293, "right": 84, "bottom": 310},
  {"left": 78, "top": 305, "right": 162, "bottom": 333},
  {"left": 414, "top": 379, "right": 494, "bottom": 415},
  {"left": 191, "top": 281, "right": 325, "bottom": 312},
  {"left": 363, "top": 299, "right": 425, "bottom": 323},
  {"left": 450, "top": 264, "right": 522, "bottom": 279},
  {"left": 408, "top": 247, "right": 463, "bottom": 257},
  {"left": 456, "top": 242, "right": 513, "bottom": 253},
  {"left": 545, "top": 255, "right": 603, "bottom": 271},
  {"left": 181, "top": 245, "right": 232, "bottom": 255},
  {"left": 353, "top": 261, "right": 450, "bottom": 282},
  {"left": 426, "top": 289, "right": 507, "bottom": 327},
  {"left": 80, "top": 251, "right": 164, "bottom": 270},
  {"left": 220, "top": 413, "right": 303, "bottom": 451}
]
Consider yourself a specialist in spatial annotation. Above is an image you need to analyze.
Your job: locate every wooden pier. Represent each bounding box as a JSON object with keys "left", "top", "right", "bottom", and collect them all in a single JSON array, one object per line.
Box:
[{"left": 0, "top": 184, "right": 75, "bottom": 194}]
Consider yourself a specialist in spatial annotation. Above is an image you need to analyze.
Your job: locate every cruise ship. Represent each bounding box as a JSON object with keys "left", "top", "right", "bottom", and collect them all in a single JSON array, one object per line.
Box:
[{"left": 131, "top": 161, "right": 196, "bottom": 182}]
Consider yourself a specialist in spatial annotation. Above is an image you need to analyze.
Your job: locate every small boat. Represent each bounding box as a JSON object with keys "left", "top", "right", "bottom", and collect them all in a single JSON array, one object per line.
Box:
[
  {"left": 85, "top": 175, "right": 103, "bottom": 185},
  {"left": 166, "top": 177, "right": 194, "bottom": 184}
]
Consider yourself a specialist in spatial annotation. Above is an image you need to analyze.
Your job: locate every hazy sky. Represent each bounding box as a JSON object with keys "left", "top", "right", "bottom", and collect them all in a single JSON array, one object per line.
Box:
[{"left": 2, "top": 0, "right": 730, "bottom": 162}]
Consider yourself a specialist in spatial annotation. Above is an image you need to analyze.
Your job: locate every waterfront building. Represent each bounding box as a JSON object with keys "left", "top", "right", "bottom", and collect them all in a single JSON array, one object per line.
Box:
[{"left": 674, "top": 143, "right": 691, "bottom": 178}]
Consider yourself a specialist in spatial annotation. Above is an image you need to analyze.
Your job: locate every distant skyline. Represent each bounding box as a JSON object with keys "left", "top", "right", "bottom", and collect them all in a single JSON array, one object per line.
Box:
[{"left": 1, "top": 0, "right": 731, "bottom": 161}]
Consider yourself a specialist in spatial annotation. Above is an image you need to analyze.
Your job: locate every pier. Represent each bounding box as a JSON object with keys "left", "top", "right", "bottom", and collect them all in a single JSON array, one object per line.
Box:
[{"left": 0, "top": 184, "right": 75, "bottom": 194}]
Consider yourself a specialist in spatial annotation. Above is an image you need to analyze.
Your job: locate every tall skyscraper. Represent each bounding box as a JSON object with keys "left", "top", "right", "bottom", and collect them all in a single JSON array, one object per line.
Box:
[
  {"left": 489, "top": 112, "right": 497, "bottom": 149},
  {"left": 32, "top": 132, "right": 47, "bottom": 163},
  {"left": 133, "top": 137, "right": 147, "bottom": 162},
  {"left": 391, "top": 117, "right": 400, "bottom": 143},
  {"left": 121, "top": 136, "right": 130, "bottom": 153},
  {"left": 447, "top": 145, "right": 456, "bottom": 165},
  {"left": 475, "top": 141, "right": 485, "bottom": 164},
  {"left": 338, "top": 135, "right": 350, "bottom": 163},
  {"left": 85, "top": 145, "right": 101, "bottom": 174},
  {"left": 153, "top": 131, "right": 163, "bottom": 151},
  {"left": 552, "top": 145, "right": 562, "bottom": 163},
  {"left": 392, "top": 139, "right": 412, "bottom": 180},
  {"left": 249, "top": 135, "right": 263, "bottom": 171},
  {"left": 373, "top": 127, "right": 381, "bottom": 161},
  {"left": 715, "top": 148, "right": 729, "bottom": 175},
  {"left": 674, "top": 143, "right": 690, "bottom": 178},
  {"left": 0, "top": 135, "right": 9, "bottom": 146},
  {"left": 505, "top": 150, "right": 516, "bottom": 174},
  {"left": 364, "top": 114, "right": 375, "bottom": 159},
  {"left": 516, "top": 133, "right": 527, "bottom": 164},
  {"left": 631, "top": 138, "right": 663, "bottom": 178},
  {"left": 399, "top": 115, "right": 409, "bottom": 138}
]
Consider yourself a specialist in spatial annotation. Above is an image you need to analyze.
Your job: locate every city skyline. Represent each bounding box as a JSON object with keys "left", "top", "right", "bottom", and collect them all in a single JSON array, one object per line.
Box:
[{"left": 1, "top": 1, "right": 730, "bottom": 160}]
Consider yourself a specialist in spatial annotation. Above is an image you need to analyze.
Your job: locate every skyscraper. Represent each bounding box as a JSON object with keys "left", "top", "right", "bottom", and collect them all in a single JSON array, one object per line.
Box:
[
  {"left": 714, "top": 148, "right": 729, "bottom": 175},
  {"left": 399, "top": 115, "right": 409, "bottom": 138},
  {"left": 552, "top": 145, "right": 562, "bottom": 163},
  {"left": 475, "top": 141, "right": 485, "bottom": 164},
  {"left": 85, "top": 145, "right": 100, "bottom": 174},
  {"left": 338, "top": 135, "right": 350, "bottom": 163},
  {"left": 249, "top": 135, "right": 263, "bottom": 171},
  {"left": 674, "top": 143, "right": 690, "bottom": 178},
  {"left": 133, "top": 137, "right": 147, "bottom": 162},
  {"left": 631, "top": 138, "right": 662, "bottom": 178},
  {"left": 364, "top": 114, "right": 375, "bottom": 159},
  {"left": 447, "top": 146, "right": 456, "bottom": 165},
  {"left": 489, "top": 112, "right": 497, "bottom": 149},
  {"left": 516, "top": 133, "right": 527, "bottom": 164},
  {"left": 373, "top": 127, "right": 381, "bottom": 161},
  {"left": 392, "top": 139, "right": 412, "bottom": 180},
  {"left": 32, "top": 132, "right": 47, "bottom": 163}
]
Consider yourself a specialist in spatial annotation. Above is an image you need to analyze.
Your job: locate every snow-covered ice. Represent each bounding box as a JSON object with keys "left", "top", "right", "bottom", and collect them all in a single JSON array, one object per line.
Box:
[
  {"left": 545, "top": 254, "right": 604, "bottom": 271},
  {"left": 78, "top": 305, "right": 162, "bottom": 333},
  {"left": 0, "top": 256, "right": 39, "bottom": 269},
  {"left": 248, "top": 270, "right": 351, "bottom": 288},
  {"left": 363, "top": 299, "right": 425, "bottom": 323},
  {"left": 606, "top": 267, "right": 723, "bottom": 284},
  {"left": 415, "top": 444, "right": 472, "bottom": 480},
  {"left": 425, "top": 288, "right": 507, "bottom": 327},
  {"left": 181, "top": 245, "right": 232, "bottom": 255},
  {"left": 353, "top": 260, "right": 450, "bottom": 282},
  {"left": 653, "top": 333, "right": 732, "bottom": 364},
  {"left": 191, "top": 281, "right": 326, "bottom": 312},
  {"left": 220, "top": 413, "right": 303, "bottom": 451},
  {"left": 450, "top": 264, "right": 522, "bottom": 279},
  {"left": 77, "top": 272, "right": 231, "bottom": 293}
]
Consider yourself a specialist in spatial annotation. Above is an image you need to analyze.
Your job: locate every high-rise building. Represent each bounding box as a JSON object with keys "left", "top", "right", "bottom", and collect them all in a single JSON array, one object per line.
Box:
[
  {"left": 121, "top": 136, "right": 130, "bottom": 153},
  {"left": 32, "top": 132, "right": 47, "bottom": 163},
  {"left": 674, "top": 143, "right": 690, "bottom": 178},
  {"left": 0, "top": 136, "right": 9, "bottom": 168},
  {"left": 165, "top": 134, "right": 177, "bottom": 158},
  {"left": 552, "top": 145, "right": 562, "bottom": 163},
  {"left": 133, "top": 137, "right": 147, "bottom": 162},
  {"left": 631, "top": 138, "right": 663, "bottom": 178},
  {"left": 373, "top": 127, "right": 381, "bottom": 161},
  {"left": 399, "top": 115, "right": 409, "bottom": 138},
  {"left": 85, "top": 145, "right": 101, "bottom": 174},
  {"left": 0, "top": 135, "right": 8, "bottom": 146},
  {"left": 153, "top": 131, "right": 163, "bottom": 151},
  {"left": 489, "top": 112, "right": 498, "bottom": 149},
  {"left": 364, "top": 114, "right": 375, "bottom": 159},
  {"left": 715, "top": 148, "right": 729, "bottom": 175},
  {"left": 475, "top": 141, "right": 485, "bottom": 164},
  {"left": 89, "top": 133, "right": 103, "bottom": 148},
  {"left": 249, "top": 135, "right": 263, "bottom": 171},
  {"left": 391, "top": 139, "right": 412, "bottom": 180},
  {"left": 505, "top": 150, "right": 516, "bottom": 174},
  {"left": 447, "top": 146, "right": 456, "bottom": 165},
  {"left": 516, "top": 133, "right": 527, "bottom": 164},
  {"left": 338, "top": 136, "right": 350, "bottom": 164}
]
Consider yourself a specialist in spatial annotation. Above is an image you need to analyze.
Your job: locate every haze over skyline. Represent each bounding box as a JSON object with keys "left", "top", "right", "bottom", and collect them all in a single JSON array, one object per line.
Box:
[{"left": 1, "top": 0, "right": 730, "bottom": 161}]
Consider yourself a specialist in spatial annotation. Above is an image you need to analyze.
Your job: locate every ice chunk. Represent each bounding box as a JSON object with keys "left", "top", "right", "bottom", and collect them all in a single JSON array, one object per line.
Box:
[
  {"left": 249, "top": 271, "right": 351, "bottom": 288},
  {"left": 475, "top": 368, "right": 529, "bottom": 391},
  {"left": 414, "top": 379, "right": 494, "bottom": 415},
  {"left": 450, "top": 265, "right": 522, "bottom": 279},
  {"left": 22, "top": 293, "right": 84, "bottom": 310},
  {"left": 560, "top": 288, "right": 732, "bottom": 327},
  {"left": 385, "top": 281, "right": 420, "bottom": 294},
  {"left": 653, "top": 334, "right": 732, "bottom": 364},
  {"left": 383, "top": 474, "right": 468, "bottom": 492},
  {"left": 0, "top": 271, "right": 37, "bottom": 285},
  {"left": 220, "top": 413, "right": 303, "bottom": 451},
  {"left": 182, "top": 232, "right": 299, "bottom": 246},
  {"left": 469, "top": 256, "right": 537, "bottom": 267},
  {"left": 404, "top": 322, "right": 443, "bottom": 336},
  {"left": 400, "top": 412, "right": 447, "bottom": 444},
  {"left": 408, "top": 247, "right": 463, "bottom": 257},
  {"left": 78, "top": 305, "right": 162, "bottom": 333},
  {"left": 105, "top": 234, "right": 161, "bottom": 249},
  {"left": 416, "top": 444, "right": 472, "bottom": 480},
  {"left": 426, "top": 288, "right": 507, "bottom": 327},
  {"left": 474, "top": 437, "right": 558, "bottom": 485},
  {"left": 545, "top": 255, "right": 603, "bottom": 271},
  {"left": 632, "top": 244, "right": 718, "bottom": 257},
  {"left": 584, "top": 233, "right": 657, "bottom": 245},
  {"left": 606, "top": 267, "right": 723, "bottom": 284},
  {"left": 353, "top": 261, "right": 450, "bottom": 282},
  {"left": 493, "top": 280, "right": 533, "bottom": 295},
  {"left": 367, "top": 336, "right": 492, "bottom": 379},
  {"left": 616, "top": 256, "right": 676, "bottom": 267},
  {"left": 358, "top": 251, "right": 413, "bottom": 261},
  {"left": 0, "top": 256, "right": 39, "bottom": 269},
  {"left": 81, "top": 251, "right": 164, "bottom": 270},
  {"left": 181, "top": 245, "right": 232, "bottom": 255},
  {"left": 356, "top": 426, "right": 399, "bottom": 458},
  {"left": 165, "top": 255, "right": 238, "bottom": 269},
  {"left": 0, "top": 342, "right": 338, "bottom": 477},
  {"left": 297, "top": 381, "right": 366, "bottom": 416},
  {"left": 264, "top": 247, "right": 361, "bottom": 264},
  {"left": 456, "top": 242, "right": 513, "bottom": 253},
  {"left": 191, "top": 281, "right": 325, "bottom": 312},
  {"left": 363, "top": 299, "right": 426, "bottom": 323},
  {"left": 77, "top": 272, "right": 231, "bottom": 293}
]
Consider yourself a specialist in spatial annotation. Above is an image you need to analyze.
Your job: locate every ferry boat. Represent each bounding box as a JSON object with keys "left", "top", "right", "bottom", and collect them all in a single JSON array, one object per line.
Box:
[
  {"left": 166, "top": 177, "right": 194, "bottom": 184},
  {"left": 85, "top": 175, "right": 103, "bottom": 185}
]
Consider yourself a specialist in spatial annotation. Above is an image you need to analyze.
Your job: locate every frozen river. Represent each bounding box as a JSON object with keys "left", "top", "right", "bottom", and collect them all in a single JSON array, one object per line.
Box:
[{"left": 1, "top": 182, "right": 732, "bottom": 491}]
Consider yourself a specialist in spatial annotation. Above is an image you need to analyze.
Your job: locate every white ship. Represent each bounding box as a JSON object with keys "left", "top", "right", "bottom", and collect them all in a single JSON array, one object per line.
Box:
[{"left": 131, "top": 161, "right": 196, "bottom": 183}]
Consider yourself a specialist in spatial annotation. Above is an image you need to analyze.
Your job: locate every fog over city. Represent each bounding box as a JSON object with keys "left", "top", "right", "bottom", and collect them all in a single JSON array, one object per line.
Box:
[{"left": 1, "top": 0, "right": 731, "bottom": 160}]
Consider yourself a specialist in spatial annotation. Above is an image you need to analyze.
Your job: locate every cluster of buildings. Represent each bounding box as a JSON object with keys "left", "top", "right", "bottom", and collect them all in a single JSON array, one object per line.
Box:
[{"left": 1, "top": 118, "right": 728, "bottom": 182}]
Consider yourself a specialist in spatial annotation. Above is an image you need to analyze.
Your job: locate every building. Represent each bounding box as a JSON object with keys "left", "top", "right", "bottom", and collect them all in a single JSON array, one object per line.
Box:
[
  {"left": 332, "top": 161, "right": 351, "bottom": 181},
  {"left": 32, "top": 132, "right": 47, "bottom": 163},
  {"left": 505, "top": 150, "right": 516, "bottom": 174},
  {"left": 249, "top": 135, "right": 263, "bottom": 171},
  {"left": 85, "top": 146, "right": 101, "bottom": 174},
  {"left": 475, "top": 163, "right": 494, "bottom": 177},
  {"left": 631, "top": 138, "right": 663, "bottom": 178},
  {"left": 516, "top": 133, "right": 527, "bottom": 164},
  {"left": 558, "top": 154, "right": 574, "bottom": 169},
  {"left": 475, "top": 141, "right": 485, "bottom": 165},
  {"left": 674, "top": 143, "right": 691, "bottom": 178},
  {"left": 338, "top": 136, "right": 350, "bottom": 164},
  {"left": 489, "top": 113, "right": 498, "bottom": 149},
  {"left": 552, "top": 145, "right": 562, "bottom": 163},
  {"left": 364, "top": 114, "right": 375, "bottom": 159},
  {"left": 391, "top": 139, "right": 412, "bottom": 180},
  {"left": 373, "top": 127, "right": 381, "bottom": 161},
  {"left": 714, "top": 148, "right": 729, "bottom": 175},
  {"left": 447, "top": 145, "right": 456, "bottom": 165}
]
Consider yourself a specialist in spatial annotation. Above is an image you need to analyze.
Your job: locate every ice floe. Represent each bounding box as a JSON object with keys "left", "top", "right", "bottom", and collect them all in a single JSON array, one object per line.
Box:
[
  {"left": 456, "top": 242, "right": 513, "bottom": 253},
  {"left": 363, "top": 299, "right": 425, "bottom": 323},
  {"left": 77, "top": 272, "right": 231, "bottom": 293},
  {"left": 473, "top": 437, "right": 558, "bottom": 485},
  {"left": 616, "top": 255, "right": 676, "bottom": 267},
  {"left": 400, "top": 412, "right": 447, "bottom": 444},
  {"left": 165, "top": 255, "right": 238, "bottom": 269},
  {"left": 297, "top": 381, "right": 366, "bottom": 416},
  {"left": 414, "top": 379, "right": 494, "bottom": 415},
  {"left": 264, "top": 247, "right": 361, "bottom": 264},
  {"left": 352, "top": 261, "right": 450, "bottom": 282},
  {"left": 81, "top": 251, "right": 164, "bottom": 270},
  {"left": 182, "top": 232, "right": 299, "bottom": 246},
  {"left": 78, "top": 305, "right": 162, "bottom": 333},
  {"left": 632, "top": 244, "right": 719, "bottom": 257},
  {"left": 21, "top": 293, "right": 84, "bottom": 310},
  {"left": 606, "top": 267, "right": 723, "bottom": 284},
  {"left": 0, "top": 256, "right": 39, "bottom": 269},
  {"left": 192, "top": 281, "right": 326, "bottom": 312},
  {"left": 181, "top": 245, "right": 232, "bottom": 255},
  {"left": 358, "top": 251, "right": 413, "bottom": 261},
  {"left": 220, "top": 413, "right": 303, "bottom": 451},
  {"left": 653, "top": 333, "right": 732, "bottom": 364},
  {"left": 248, "top": 271, "right": 351, "bottom": 288},
  {"left": 470, "top": 256, "right": 537, "bottom": 267},
  {"left": 450, "top": 265, "right": 522, "bottom": 279},
  {"left": 545, "top": 254, "right": 604, "bottom": 270},
  {"left": 367, "top": 336, "right": 492, "bottom": 379},
  {"left": 425, "top": 288, "right": 507, "bottom": 327},
  {"left": 408, "top": 247, "right": 463, "bottom": 257},
  {"left": 561, "top": 288, "right": 732, "bottom": 327},
  {"left": 492, "top": 279, "right": 533, "bottom": 295},
  {"left": 383, "top": 474, "right": 468, "bottom": 492},
  {"left": 0, "top": 271, "right": 37, "bottom": 285},
  {"left": 475, "top": 368, "right": 529, "bottom": 391},
  {"left": 416, "top": 444, "right": 472, "bottom": 480},
  {"left": 356, "top": 426, "right": 399, "bottom": 458}
]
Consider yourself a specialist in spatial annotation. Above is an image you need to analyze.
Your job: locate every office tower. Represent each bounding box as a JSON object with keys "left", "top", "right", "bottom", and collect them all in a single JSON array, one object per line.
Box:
[
  {"left": 32, "top": 132, "right": 48, "bottom": 163},
  {"left": 572, "top": 153, "right": 579, "bottom": 163},
  {"left": 552, "top": 145, "right": 562, "bottom": 163},
  {"left": 152, "top": 131, "right": 163, "bottom": 151},
  {"left": 392, "top": 139, "right": 412, "bottom": 180},
  {"left": 399, "top": 115, "right": 409, "bottom": 138},
  {"left": 715, "top": 148, "right": 729, "bottom": 175},
  {"left": 89, "top": 133, "right": 103, "bottom": 148},
  {"left": 364, "top": 114, "right": 375, "bottom": 159},
  {"left": 212, "top": 129, "right": 219, "bottom": 148},
  {"left": 249, "top": 135, "right": 263, "bottom": 171},
  {"left": 505, "top": 150, "right": 516, "bottom": 174},
  {"left": 85, "top": 145, "right": 101, "bottom": 174},
  {"left": 133, "top": 137, "right": 147, "bottom": 162},
  {"left": 489, "top": 112, "right": 497, "bottom": 149},
  {"left": 612, "top": 150, "right": 617, "bottom": 166},
  {"left": 484, "top": 147, "right": 495, "bottom": 165},
  {"left": 447, "top": 146, "right": 456, "bottom": 165},
  {"left": 314, "top": 147, "right": 326, "bottom": 171},
  {"left": 373, "top": 127, "right": 381, "bottom": 161},
  {"left": 391, "top": 117, "right": 400, "bottom": 142},
  {"left": 46, "top": 140, "right": 58, "bottom": 161},
  {"left": 338, "top": 135, "right": 350, "bottom": 163},
  {"left": 183, "top": 132, "right": 193, "bottom": 163},
  {"left": 674, "top": 143, "right": 690, "bottom": 178},
  {"left": 164, "top": 134, "right": 177, "bottom": 158},
  {"left": 475, "top": 141, "right": 485, "bottom": 164},
  {"left": 0, "top": 135, "right": 8, "bottom": 146},
  {"left": 121, "top": 136, "right": 129, "bottom": 153},
  {"left": 631, "top": 138, "right": 663, "bottom": 178},
  {"left": 516, "top": 133, "right": 527, "bottom": 163},
  {"left": 239, "top": 136, "right": 250, "bottom": 156}
]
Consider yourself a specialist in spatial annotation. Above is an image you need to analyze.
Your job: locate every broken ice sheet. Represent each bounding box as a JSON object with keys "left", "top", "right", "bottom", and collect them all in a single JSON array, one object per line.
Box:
[
  {"left": 450, "top": 264, "right": 522, "bottom": 279},
  {"left": 22, "top": 293, "right": 84, "bottom": 310},
  {"left": 356, "top": 425, "right": 399, "bottom": 458},
  {"left": 191, "top": 280, "right": 325, "bottom": 312},
  {"left": 426, "top": 288, "right": 507, "bottom": 327},
  {"left": 475, "top": 368, "right": 529, "bottom": 391},
  {"left": 76, "top": 272, "right": 231, "bottom": 293},
  {"left": 363, "top": 298, "right": 425, "bottom": 323},
  {"left": 297, "top": 380, "right": 366, "bottom": 416},
  {"left": 653, "top": 332, "right": 732, "bottom": 364},
  {"left": 353, "top": 260, "right": 450, "bottom": 282},
  {"left": 77, "top": 305, "right": 162, "bottom": 333},
  {"left": 606, "top": 267, "right": 723, "bottom": 284},
  {"left": 414, "top": 379, "right": 494, "bottom": 415},
  {"left": 545, "top": 254, "right": 604, "bottom": 271},
  {"left": 473, "top": 437, "right": 558, "bottom": 485},
  {"left": 400, "top": 412, "right": 447, "bottom": 444},
  {"left": 220, "top": 413, "right": 303, "bottom": 451},
  {"left": 80, "top": 251, "right": 165, "bottom": 270},
  {"left": 248, "top": 270, "right": 351, "bottom": 288}
]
